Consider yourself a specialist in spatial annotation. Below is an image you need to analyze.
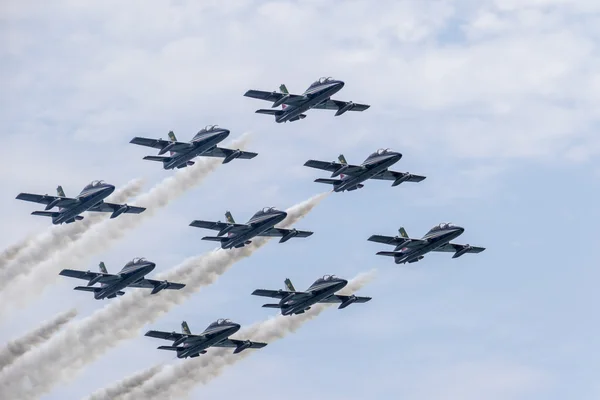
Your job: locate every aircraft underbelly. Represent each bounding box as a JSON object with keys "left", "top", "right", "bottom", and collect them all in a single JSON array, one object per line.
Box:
[
  {"left": 99, "top": 270, "right": 145, "bottom": 298},
  {"left": 57, "top": 193, "right": 107, "bottom": 223}
]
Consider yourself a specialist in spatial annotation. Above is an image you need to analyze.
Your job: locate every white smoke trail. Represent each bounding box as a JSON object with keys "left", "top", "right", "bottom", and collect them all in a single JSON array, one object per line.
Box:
[
  {"left": 0, "top": 309, "right": 77, "bottom": 372},
  {"left": 0, "top": 179, "right": 145, "bottom": 292},
  {"left": 85, "top": 365, "right": 164, "bottom": 400},
  {"left": 123, "top": 271, "right": 376, "bottom": 400},
  {"left": 0, "top": 236, "right": 33, "bottom": 271},
  {"left": 0, "top": 134, "right": 251, "bottom": 314},
  {"left": 0, "top": 190, "right": 325, "bottom": 400}
]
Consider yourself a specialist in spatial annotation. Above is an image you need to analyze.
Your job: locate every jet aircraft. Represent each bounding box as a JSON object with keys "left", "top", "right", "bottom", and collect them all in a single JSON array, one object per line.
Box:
[
  {"left": 304, "top": 148, "right": 426, "bottom": 192},
  {"left": 16, "top": 181, "right": 145, "bottom": 224},
  {"left": 252, "top": 275, "right": 372, "bottom": 316},
  {"left": 59, "top": 258, "right": 185, "bottom": 299},
  {"left": 368, "top": 224, "right": 485, "bottom": 264},
  {"left": 189, "top": 207, "right": 313, "bottom": 249},
  {"left": 244, "top": 77, "right": 370, "bottom": 123},
  {"left": 129, "top": 125, "right": 258, "bottom": 170},
  {"left": 145, "top": 320, "right": 267, "bottom": 358}
]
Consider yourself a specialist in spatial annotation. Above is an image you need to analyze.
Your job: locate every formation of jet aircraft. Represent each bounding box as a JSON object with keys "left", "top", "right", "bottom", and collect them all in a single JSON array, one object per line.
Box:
[
  {"left": 244, "top": 77, "right": 370, "bottom": 123},
  {"left": 368, "top": 224, "right": 486, "bottom": 264},
  {"left": 304, "top": 148, "right": 426, "bottom": 192},
  {"left": 59, "top": 258, "right": 185, "bottom": 299},
  {"left": 189, "top": 207, "right": 313, "bottom": 249},
  {"left": 129, "top": 125, "right": 258, "bottom": 170},
  {"left": 252, "top": 275, "right": 371, "bottom": 316},
  {"left": 145, "top": 320, "right": 267, "bottom": 358},
  {"left": 16, "top": 181, "right": 145, "bottom": 225},
  {"left": 13, "top": 76, "right": 488, "bottom": 365}
]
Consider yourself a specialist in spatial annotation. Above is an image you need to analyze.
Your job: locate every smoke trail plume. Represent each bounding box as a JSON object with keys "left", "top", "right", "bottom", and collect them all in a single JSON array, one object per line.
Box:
[
  {"left": 86, "top": 365, "right": 163, "bottom": 400},
  {"left": 122, "top": 271, "right": 376, "bottom": 400},
  {"left": 0, "top": 309, "right": 77, "bottom": 372},
  {"left": 0, "top": 169, "right": 326, "bottom": 400},
  {"left": 0, "top": 179, "right": 145, "bottom": 292},
  {"left": 0, "top": 134, "right": 250, "bottom": 314},
  {"left": 0, "top": 236, "right": 33, "bottom": 271}
]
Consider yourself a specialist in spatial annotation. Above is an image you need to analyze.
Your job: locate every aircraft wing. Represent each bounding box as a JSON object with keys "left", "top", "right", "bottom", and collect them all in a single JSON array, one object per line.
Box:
[
  {"left": 201, "top": 147, "right": 258, "bottom": 161},
  {"left": 257, "top": 228, "right": 314, "bottom": 239},
  {"left": 128, "top": 279, "right": 186, "bottom": 290},
  {"left": 368, "top": 234, "right": 428, "bottom": 248},
  {"left": 211, "top": 338, "right": 267, "bottom": 350},
  {"left": 312, "top": 99, "right": 370, "bottom": 113},
  {"left": 304, "top": 160, "right": 365, "bottom": 176},
  {"left": 318, "top": 294, "right": 372, "bottom": 304},
  {"left": 251, "top": 289, "right": 305, "bottom": 298},
  {"left": 145, "top": 330, "right": 192, "bottom": 341},
  {"left": 189, "top": 220, "right": 249, "bottom": 233},
  {"left": 243, "top": 90, "right": 306, "bottom": 106},
  {"left": 371, "top": 170, "right": 427, "bottom": 183},
  {"left": 87, "top": 202, "right": 146, "bottom": 214},
  {"left": 16, "top": 193, "right": 79, "bottom": 208},
  {"left": 59, "top": 269, "right": 121, "bottom": 284},
  {"left": 130, "top": 137, "right": 193, "bottom": 153},
  {"left": 432, "top": 243, "right": 486, "bottom": 254}
]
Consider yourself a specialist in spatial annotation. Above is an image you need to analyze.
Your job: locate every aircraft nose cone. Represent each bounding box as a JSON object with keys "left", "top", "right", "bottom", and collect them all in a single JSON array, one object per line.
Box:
[
  {"left": 337, "top": 278, "right": 348, "bottom": 286},
  {"left": 146, "top": 262, "right": 156, "bottom": 271},
  {"left": 336, "top": 80, "right": 345, "bottom": 89},
  {"left": 279, "top": 211, "right": 288, "bottom": 219},
  {"left": 105, "top": 185, "right": 116, "bottom": 194}
]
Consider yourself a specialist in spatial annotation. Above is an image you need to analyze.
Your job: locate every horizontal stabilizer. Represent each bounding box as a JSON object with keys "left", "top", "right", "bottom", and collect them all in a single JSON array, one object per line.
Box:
[
  {"left": 143, "top": 156, "right": 172, "bottom": 162},
  {"left": 314, "top": 178, "right": 342, "bottom": 185},
  {"left": 262, "top": 303, "right": 282, "bottom": 308},
  {"left": 31, "top": 211, "right": 59, "bottom": 218},
  {"left": 201, "top": 236, "right": 230, "bottom": 242},
  {"left": 255, "top": 109, "right": 284, "bottom": 116},
  {"left": 73, "top": 286, "right": 101, "bottom": 293},
  {"left": 157, "top": 346, "right": 183, "bottom": 351},
  {"left": 376, "top": 251, "right": 401, "bottom": 257}
]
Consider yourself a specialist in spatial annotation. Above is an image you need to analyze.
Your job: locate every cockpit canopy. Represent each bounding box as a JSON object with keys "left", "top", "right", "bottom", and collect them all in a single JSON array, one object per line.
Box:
[
  {"left": 369, "top": 148, "right": 393, "bottom": 158},
  {"left": 310, "top": 77, "right": 335, "bottom": 88},
  {"left": 197, "top": 125, "right": 219, "bottom": 134},
  {"left": 429, "top": 222, "right": 457, "bottom": 232},
  {"left": 208, "top": 318, "right": 233, "bottom": 329},
  {"left": 83, "top": 180, "right": 105, "bottom": 190},
  {"left": 322, "top": 274, "right": 337, "bottom": 281},
  {"left": 124, "top": 257, "right": 147, "bottom": 268},
  {"left": 252, "top": 207, "right": 277, "bottom": 218}
]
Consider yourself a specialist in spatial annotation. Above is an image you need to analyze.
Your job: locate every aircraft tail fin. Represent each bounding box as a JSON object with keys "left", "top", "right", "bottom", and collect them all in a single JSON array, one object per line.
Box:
[
  {"left": 338, "top": 154, "right": 348, "bottom": 165},
  {"left": 168, "top": 131, "right": 177, "bottom": 142},
  {"left": 56, "top": 186, "right": 66, "bottom": 197},
  {"left": 399, "top": 227, "right": 409, "bottom": 238},
  {"left": 279, "top": 84, "right": 289, "bottom": 109},
  {"left": 284, "top": 278, "right": 296, "bottom": 292},
  {"left": 262, "top": 303, "right": 282, "bottom": 309},
  {"left": 225, "top": 211, "right": 235, "bottom": 224},
  {"left": 99, "top": 261, "right": 108, "bottom": 274},
  {"left": 181, "top": 321, "right": 191, "bottom": 335}
]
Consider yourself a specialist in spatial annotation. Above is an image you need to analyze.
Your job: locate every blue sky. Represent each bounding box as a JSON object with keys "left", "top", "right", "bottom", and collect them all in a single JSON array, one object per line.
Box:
[{"left": 1, "top": 0, "right": 600, "bottom": 399}]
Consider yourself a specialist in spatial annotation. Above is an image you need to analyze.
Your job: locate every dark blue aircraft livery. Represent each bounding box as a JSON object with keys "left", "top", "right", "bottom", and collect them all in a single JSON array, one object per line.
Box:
[{"left": 244, "top": 77, "right": 370, "bottom": 123}]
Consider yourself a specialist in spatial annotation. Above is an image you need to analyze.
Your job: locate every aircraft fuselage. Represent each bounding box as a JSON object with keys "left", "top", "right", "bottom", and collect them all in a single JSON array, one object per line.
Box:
[
  {"left": 53, "top": 185, "right": 115, "bottom": 225},
  {"left": 221, "top": 211, "right": 287, "bottom": 249},
  {"left": 281, "top": 279, "right": 347, "bottom": 316},
  {"left": 95, "top": 263, "right": 155, "bottom": 299},
  {"left": 395, "top": 227, "right": 465, "bottom": 264},
  {"left": 163, "top": 129, "right": 230, "bottom": 169},
  {"left": 177, "top": 324, "right": 240, "bottom": 358},
  {"left": 335, "top": 152, "right": 402, "bottom": 192},
  {"left": 276, "top": 81, "right": 344, "bottom": 123}
]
